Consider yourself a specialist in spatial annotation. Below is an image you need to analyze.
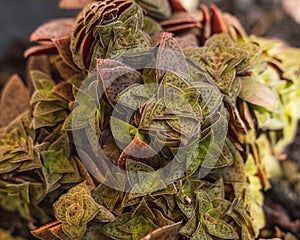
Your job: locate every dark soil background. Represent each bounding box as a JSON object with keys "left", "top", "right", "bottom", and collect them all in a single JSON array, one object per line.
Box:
[{"left": 0, "top": 0, "right": 300, "bottom": 239}]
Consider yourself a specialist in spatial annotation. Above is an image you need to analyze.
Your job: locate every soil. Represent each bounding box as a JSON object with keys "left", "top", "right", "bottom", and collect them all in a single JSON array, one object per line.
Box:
[{"left": 0, "top": 0, "right": 300, "bottom": 239}]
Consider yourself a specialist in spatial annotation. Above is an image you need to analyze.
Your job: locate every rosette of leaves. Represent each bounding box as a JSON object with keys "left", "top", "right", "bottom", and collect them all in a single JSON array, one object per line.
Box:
[
  {"left": 92, "top": 162, "right": 182, "bottom": 240},
  {"left": 0, "top": 75, "right": 46, "bottom": 221},
  {"left": 102, "top": 197, "right": 181, "bottom": 240},
  {"left": 178, "top": 179, "right": 240, "bottom": 239},
  {"left": 183, "top": 33, "right": 277, "bottom": 191},
  {"left": 52, "top": 182, "right": 100, "bottom": 239},
  {"left": 99, "top": 33, "right": 233, "bottom": 178},
  {"left": 29, "top": 70, "right": 84, "bottom": 196},
  {"left": 32, "top": 181, "right": 117, "bottom": 240},
  {"left": 71, "top": 0, "right": 152, "bottom": 71},
  {"left": 0, "top": 112, "right": 39, "bottom": 174},
  {"left": 185, "top": 33, "right": 261, "bottom": 105},
  {"left": 0, "top": 113, "right": 46, "bottom": 221},
  {"left": 31, "top": 71, "right": 71, "bottom": 129},
  {"left": 1, "top": 0, "right": 298, "bottom": 239}
]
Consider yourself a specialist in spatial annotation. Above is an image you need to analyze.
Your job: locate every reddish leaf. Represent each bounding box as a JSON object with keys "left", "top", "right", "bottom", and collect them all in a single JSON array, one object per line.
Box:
[
  {"left": 162, "top": 22, "right": 202, "bottom": 33},
  {"left": 211, "top": 4, "right": 228, "bottom": 34},
  {"left": 98, "top": 60, "right": 143, "bottom": 106},
  {"left": 30, "top": 18, "right": 74, "bottom": 42},
  {"left": 169, "top": 0, "right": 187, "bottom": 12},
  {"left": 222, "top": 13, "right": 247, "bottom": 39},
  {"left": 151, "top": 33, "right": 165, "bottom": 47},
  {"left": 50, "top": 224, "right": 71, "bottom": 240},
  {"left": 117, "top": 137, "right": 158, "bottom": 169},
  {"left": 156, "top": 32, "right": 188, "bottom": 82},
  {"left": 31, "top": 221, "right": 61, "bottom": 240},
  {"left": 175, "top": 36, "right": 198, "bottom": 50},
  {"left": 52, "top": 36, "right": 80, "bottom": 71},
  {"left": 200, "top": 4, "right": 211, "bottom": 40},
  {"left": 160, "top": 12, "right": 202, "bottom": 33},
  {"left": 52, "top": 82, "right": 74, "bottom": 101},
  {"left": 59, "top": 0, "right": 94, "bottom": 9},
  {"left": 26, "top": 55, "right": 51, "bottom": 94},
  {"left": 0, "top": 74, "right": 30, "bottom": 127},
  {"left": 24, "top": 45, "right": 57, "bottom": 58}
]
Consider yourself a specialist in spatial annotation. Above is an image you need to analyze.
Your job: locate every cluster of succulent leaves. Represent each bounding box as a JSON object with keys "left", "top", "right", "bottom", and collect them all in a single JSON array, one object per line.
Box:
[{"left": 1, "top": 0, "right": 300, "bottom": 239}]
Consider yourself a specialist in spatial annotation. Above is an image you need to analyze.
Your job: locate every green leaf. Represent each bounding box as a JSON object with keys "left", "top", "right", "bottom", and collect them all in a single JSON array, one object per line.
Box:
[
  {"left": 96, "top": 205, "right": 115, "bottom": 222},
  {"left": 213, "top": 147, "right": 246, "bottom": 183},
  {"left": 92, "top": 183, "right": 122, "bottom": 212},
  {"left": 136, "top": 0, "right": 171, "bottom": 20},
  {"left": 80, "top": 195, "right": 99, "bottom": 224},
  {"left": 179, "top": 214, "right": 197, "bottom": 237},
  {"left": 62, "top": 222, "right": 86, "bottom": 240},
  {"left": 110, "top": 117, "right": 137, "bottom": 145},
  {"left": 118, "top": 215, "right": 156, "bottom": 240},
  {"left": 207, "top": 178, "right": 224, "bottom": 199},
  {"left": 102, "top": 212, "right": 133, "bottom": 240},
  {"left": 142, "top": 16, "right": 162, "bottom": 35},
  {"left": 30, "top": 71, "right": 55, "bottom": 91},
  {"left": 212, "top": 198, "right": 231, "bottom": 217},
  {"left": 41, "top": 149, "right": 73, "bottom": 174},
  {"left": 68, "top": 182, "right": 91, "bottom": 196},
  {"left": 66, "top": 203, "right": 84, "bottom": 226},
  {"left": 191, "top": 223, "right": 212, "bottom": 240},
  {"left": 0, "top": 160, "right": 21, "bottom": 174},
  {"left": 203, "top": 214, "right": 239, "bottom": 239}
]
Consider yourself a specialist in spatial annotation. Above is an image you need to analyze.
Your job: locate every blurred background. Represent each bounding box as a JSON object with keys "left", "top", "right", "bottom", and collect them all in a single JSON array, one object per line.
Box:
[{"left": 0, "top": 0, "right": 77, "bottom": 84}]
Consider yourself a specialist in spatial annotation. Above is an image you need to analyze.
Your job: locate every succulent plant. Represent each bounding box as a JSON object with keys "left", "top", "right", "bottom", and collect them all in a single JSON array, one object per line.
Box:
[
  {"left": 185, "top": 33, "right": 261, "bottom": 105},
  {"left": 1, "top": 0, "right": 300, "bottom": 239},
  {"left": 53, "top": 182, "right": 100, "bottom": 239}
]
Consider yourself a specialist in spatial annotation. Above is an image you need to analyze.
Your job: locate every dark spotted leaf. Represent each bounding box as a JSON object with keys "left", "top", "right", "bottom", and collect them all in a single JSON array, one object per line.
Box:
[
  {"left": 179, "top": 214, "right": 197, "bottom": 237},
  {"left": 102, "top": 212, "right": 133, "bottom": 240},
  {"left": 62, "top": 223, "right": 86, "bottom": 240},
  {"left": 0, "top": 74, "right": 30, "bottom": 127},
  {"left": 156, "top": 32, "right": 188, "bottom": 82},
  {"left": 98, "top": 64, "right": 143, "bottom": 106},
  {"left": 191, "top": 223, "right": 213, "bottom": 240},
  {"left": 203, "top": 214, "right": 239, "bottom": 239}
]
